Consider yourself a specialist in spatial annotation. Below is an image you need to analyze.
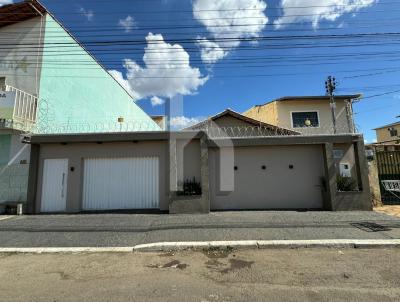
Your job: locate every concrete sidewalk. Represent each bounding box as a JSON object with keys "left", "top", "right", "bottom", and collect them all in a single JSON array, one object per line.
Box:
[{"left": 0, "top": 211, "right": 399, "bottom": 247}]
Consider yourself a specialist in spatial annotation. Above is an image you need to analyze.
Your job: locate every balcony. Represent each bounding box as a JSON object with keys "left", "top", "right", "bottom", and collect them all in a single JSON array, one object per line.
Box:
[{"left": 0, "top": 85, "right": 38, "bottom": 132}]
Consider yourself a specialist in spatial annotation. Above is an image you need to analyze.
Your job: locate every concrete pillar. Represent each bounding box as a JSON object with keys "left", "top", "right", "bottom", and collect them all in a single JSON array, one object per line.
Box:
[
  {"left": 353, "top": 139, "right": 372, "bottom": 210},
  {"left": 169, "top": 138, "right": 177, "bottom": 192},
  {"left": 368, "top": 159, "right": 382, "bottom": 207},
  {"left": 199, "top": 134, "right": 210, "bottom": 212},
  {"left": 26, "top": 144, "right": 40, "bottom": 214},
  {"left": 322, "top": 143, "right": 336, "bottom": 210}
]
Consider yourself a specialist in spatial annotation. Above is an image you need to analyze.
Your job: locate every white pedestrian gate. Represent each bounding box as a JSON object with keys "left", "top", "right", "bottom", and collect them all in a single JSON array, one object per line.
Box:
[
  {"left": 82, "top": 157, "right": 159, "bottom": 210},
  {"left": 41, "top": 159, "right": 68, "bottom": 212}
]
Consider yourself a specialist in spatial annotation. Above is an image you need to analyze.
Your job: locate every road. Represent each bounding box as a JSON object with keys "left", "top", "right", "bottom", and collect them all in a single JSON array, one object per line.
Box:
[
  {"left": 0, "top": 211, "right": 399, "bottom": 247},
  {"left": 0, "top": 248, "right": 399, "bottom": 301}
]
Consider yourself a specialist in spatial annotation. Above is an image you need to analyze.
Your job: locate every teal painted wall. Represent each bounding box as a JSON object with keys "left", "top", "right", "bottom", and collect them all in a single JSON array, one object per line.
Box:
[
  {"left": 0, "top": 134, "right": 11, "bottom": 165},
  {"left": 37, "top": 15, "right": 159, "bottom": 133}
]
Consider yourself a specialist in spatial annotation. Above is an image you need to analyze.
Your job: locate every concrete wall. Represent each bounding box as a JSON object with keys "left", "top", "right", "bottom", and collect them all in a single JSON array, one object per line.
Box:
[
  {"left": 368, "top": 159, "right": 382, "bottom": 207},
  {"left": 0, "top": 133, "right": 11, "bottom": 165},
  {"left": 244, "top": 99, "right": 353, "bottom": 135},
  {"left": 35, "top": 141, "right": 169, "bottom": 212},
  {"left": 333, "top": 143, "right": 357, "bottom": 183},
  {"left": 36, "top": 15, "right": 159, "bottom": 133},
  {"left": 0, "top": 16, "right": 44, "bottom": 95},
  {"left": 375, "top": 124, "right": 400, "bottom": 143},
  {"left": 244, "top": 102, "right": 278, "bottom": 125},
  {"left": 0, "top": 164, "right": 29, "bottom": 203},
  {"left": 176, "top": 139, "right": 201, "bottom": 184},
  {"left": 28, "top": 134, "right": 371, "bottom": 213},
  {"left": 276, "top": 100, "right": 351, "bottom": 135},
  {"left": 34, "top": 139, "right": 201, "bottom": 212}
]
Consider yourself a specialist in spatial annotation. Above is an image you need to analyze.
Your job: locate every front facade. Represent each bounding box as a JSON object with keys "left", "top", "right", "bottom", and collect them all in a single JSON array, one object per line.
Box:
[
  {"left": 244, "top": 95, "right": 360, "bottom": 135},
  {"left": 373, "top": 121, "right": 400, "bottom": 151},
  {"left": 25, "top": 132, "right": 371, "bottom": 214},
  {"left": 0, "top": 1, "right": 159, "bottom": 206}
]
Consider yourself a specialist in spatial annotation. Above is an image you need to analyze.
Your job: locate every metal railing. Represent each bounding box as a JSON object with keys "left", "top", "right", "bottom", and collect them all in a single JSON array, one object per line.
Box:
[{"left": 2, "top": 85, "right": 39, "bottom": 131}]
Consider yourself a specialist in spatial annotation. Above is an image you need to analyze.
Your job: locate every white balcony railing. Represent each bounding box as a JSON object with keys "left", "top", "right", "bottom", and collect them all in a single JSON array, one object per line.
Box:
[{"left": 1, "top": 85, "right": 39, "bottom": 131}]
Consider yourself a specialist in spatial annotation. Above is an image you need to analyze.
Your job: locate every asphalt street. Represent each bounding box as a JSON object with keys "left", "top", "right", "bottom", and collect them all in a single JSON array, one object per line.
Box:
[
  {"left": 0, "top": 248, "right": 399, "bottom": 301},
  {"left": 0, "top": 211, "right": 399, "bottom": 247}
]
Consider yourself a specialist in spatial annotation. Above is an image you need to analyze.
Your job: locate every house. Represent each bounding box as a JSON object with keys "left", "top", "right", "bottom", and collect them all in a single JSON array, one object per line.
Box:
[
  {"left": 0, "top": 0, "right": 159, "bottom": 208},
  {"left": 188, "top": 108, "right": 360, "bottom": 185},
  {"left": 372, "top": 120, "right": 400, "bottom": 151},
  {"left": 186, "top": 109, "right": 298, "bottom": 137},
  {"left": 24, "top": 129, "right": 371, "bottom": 214},
  {"left": 243, "top": 95, "right": 361, "bottom": 135}
]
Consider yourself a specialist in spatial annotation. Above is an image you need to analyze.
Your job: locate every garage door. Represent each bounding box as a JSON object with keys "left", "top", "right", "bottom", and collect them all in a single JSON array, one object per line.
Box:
[
  {"left": 82, "top": 157, "right": 159, "bottom": 210},
  {"left": 210, "top": 145, "right": 325, "bottom": 210}
]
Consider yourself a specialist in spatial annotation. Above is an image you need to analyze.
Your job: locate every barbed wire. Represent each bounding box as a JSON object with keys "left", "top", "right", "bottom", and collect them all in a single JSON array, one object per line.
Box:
[{"left": 32, "top": 120, "right": 160, "bottom": 134}]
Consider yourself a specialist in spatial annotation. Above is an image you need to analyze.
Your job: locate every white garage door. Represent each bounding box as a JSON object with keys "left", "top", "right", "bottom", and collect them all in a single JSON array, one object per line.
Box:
[
  {"left": 82, "top": 157, "right": 159, "bottom": 210},
  {"left": 210, "top": 145, "right": 325, "bottom": 210}
]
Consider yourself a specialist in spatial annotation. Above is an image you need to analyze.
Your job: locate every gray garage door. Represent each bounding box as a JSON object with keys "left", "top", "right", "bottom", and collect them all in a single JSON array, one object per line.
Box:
[{"left": 210, "top": 145, "right": 325, "bottom": 210}]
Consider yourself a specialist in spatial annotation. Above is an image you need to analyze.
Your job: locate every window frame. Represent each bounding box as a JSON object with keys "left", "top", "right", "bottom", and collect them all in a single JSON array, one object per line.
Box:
[{"left": 290, "top": 110, "right": 321, "bottom": 129}]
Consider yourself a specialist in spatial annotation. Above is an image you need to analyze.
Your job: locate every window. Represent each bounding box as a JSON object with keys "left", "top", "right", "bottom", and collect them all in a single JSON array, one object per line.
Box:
[
  {"left": 291, "top": 111, "right": 319, "bottom": 128},
  {"left": 333, "top": 149, "right": 344, "bottom": 159},
  {"left": 388, "top": 127, "right": 398, "bottom": 137}
]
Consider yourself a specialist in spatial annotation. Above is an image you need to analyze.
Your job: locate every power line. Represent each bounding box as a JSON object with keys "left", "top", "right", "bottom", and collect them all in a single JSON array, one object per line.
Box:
[{"left": 2, "top": 1, "right": 396, "bottom": 15}]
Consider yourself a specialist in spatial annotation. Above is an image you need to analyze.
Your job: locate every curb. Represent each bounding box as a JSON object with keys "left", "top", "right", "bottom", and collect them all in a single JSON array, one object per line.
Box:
[
  {"left": 0, "top": 247, "right": 134, "bottom": 254},
  {"left": 133, "top": 239, "right": 400, "bottom": 252},
  {"left": 0, "top": 239, "right": 399, "bottom": 254}
]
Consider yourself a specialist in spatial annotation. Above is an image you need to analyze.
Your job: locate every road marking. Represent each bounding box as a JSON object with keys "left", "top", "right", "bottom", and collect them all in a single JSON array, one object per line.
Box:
[{"left": 0, "top": 239, "right": 399, "bottom": 254}]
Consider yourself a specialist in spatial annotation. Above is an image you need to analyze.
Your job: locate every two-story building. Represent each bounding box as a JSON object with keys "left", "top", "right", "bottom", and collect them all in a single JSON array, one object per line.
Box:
[
  {"left": 0, "top": 0, "right": 159, "bottom": 207},
  {"left": 372, "top": 120, "right": 400, "bottom": 151},
  {"left": 243, "top": 95, "right": 361, "bottom": 135}
]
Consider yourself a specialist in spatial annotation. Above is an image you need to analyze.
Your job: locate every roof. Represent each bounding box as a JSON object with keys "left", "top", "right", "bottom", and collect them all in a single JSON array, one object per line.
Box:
[
  {"left": 254, "top": 94, "right": 362, "bottom": 107},
  {"left": 373, "top": 121, "right": 400, "bottom": 130},
  {"left": 185, "top": 108, "right": 299, "bottom": 135},
  {"left": 0, "top": 0, "right": 46, "bottom": 28}
]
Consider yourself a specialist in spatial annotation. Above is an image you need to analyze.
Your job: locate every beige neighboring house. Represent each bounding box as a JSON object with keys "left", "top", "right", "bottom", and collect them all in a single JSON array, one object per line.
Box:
[
  {"left": 243, "top": 95, "right": 361, "bottom": 135},
  {"left": 372, "top": 120, "right": 400, "bottom": 151}
]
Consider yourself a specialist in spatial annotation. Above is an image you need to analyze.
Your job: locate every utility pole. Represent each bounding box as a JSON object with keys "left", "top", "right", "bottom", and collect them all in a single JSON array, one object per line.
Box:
[{"left": 325, "top": 76, "right": 337, "bottom": 134}]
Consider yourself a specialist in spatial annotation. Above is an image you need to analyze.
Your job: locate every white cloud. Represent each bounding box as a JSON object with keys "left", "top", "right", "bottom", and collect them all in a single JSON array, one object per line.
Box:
[
  {"left": 169, "top": 116, "right": 204, "bottom": 129},
  {"left": 119, "top": 15, "right": 135, "bottom": 33},
  {"left": 274, "top": 0, "right": 377, "bottom": 29},
  {"left": 197, "top": 38, "right": 228, "bottom": 64},
  {"left": 0, "top": 1, "right": 13, "bottom": 6},
  {"left": 79, "top": 7, "right": 94, "bottom": 21},
  {"left": 193, "top": 0, "right": 268, "bottom": 64},
  {"left": 109, "top": 33, "right": 208, "bottom": 100},
  {"left": 150, "top": 96, "right": 165, "bottom": 106},
  {"left": 108, "top": 70, "right": 140, "bottom": 100}
]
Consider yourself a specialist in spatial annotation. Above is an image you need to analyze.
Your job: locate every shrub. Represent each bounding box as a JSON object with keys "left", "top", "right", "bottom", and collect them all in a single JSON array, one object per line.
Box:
[{"left": 337, "top": 175, "right": 358, "bottom": 192}]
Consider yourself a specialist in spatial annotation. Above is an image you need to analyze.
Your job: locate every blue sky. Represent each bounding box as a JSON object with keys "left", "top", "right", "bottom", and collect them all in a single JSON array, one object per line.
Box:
[{"left": 24, "top": 0, "right": 400, "bottom": 140}]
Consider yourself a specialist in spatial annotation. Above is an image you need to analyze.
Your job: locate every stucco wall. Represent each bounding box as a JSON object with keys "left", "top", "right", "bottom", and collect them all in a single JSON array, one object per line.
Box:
[
  {"left": 0, "top": 164, "right": 29, "bottom": 203},
  {"left": 176, "top": 139, "right": 201, "bottom": 185},
  {"left": 0, "top": 16, "right": 44, "bottom": 95},
  {"left": 375, "top": 124, "right": 400, "bottom": 143},
  {"left": 34, "top": 139, "right": 201, "bottom": 212},
  {"left": 333, "top": 143, "right": 357, "bottom": 182},
  {"left": 243, "top": 102, "right": 278, "bottom": 125},
  {"left": 276, "top": 100, "right": 351, "bottom": 135},
  {"left": 37, "top": 15, "right": 159, "bottom": 133}
]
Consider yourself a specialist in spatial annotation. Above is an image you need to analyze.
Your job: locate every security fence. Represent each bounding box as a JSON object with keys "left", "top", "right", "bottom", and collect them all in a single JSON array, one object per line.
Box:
[{"left": 376, "top": 151, "right": 400, "bottom": 204}]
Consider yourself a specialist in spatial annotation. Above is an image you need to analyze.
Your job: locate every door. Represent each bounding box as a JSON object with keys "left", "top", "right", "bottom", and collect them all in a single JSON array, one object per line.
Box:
[
  {"left": 210, "top": 145, "right": 325, "bottom": 210},
  {"left": 41, "top": 159, "right": 68, "bottom": 212},
  {"left": 82, "top": 157, "right": 159, "bottom": 210}
]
